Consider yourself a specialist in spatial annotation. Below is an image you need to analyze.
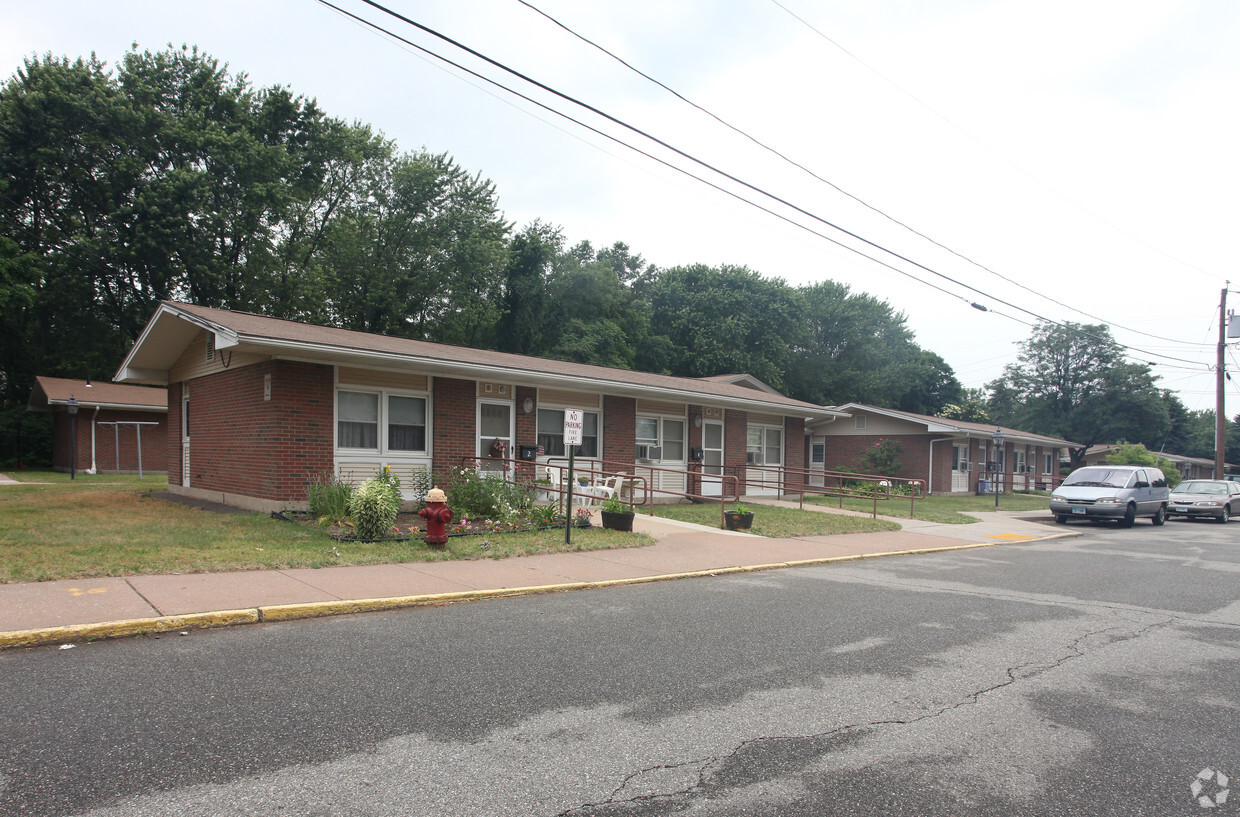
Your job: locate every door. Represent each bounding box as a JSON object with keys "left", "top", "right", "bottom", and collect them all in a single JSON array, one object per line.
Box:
[
  {"left": 701, "top": 420, "right": 724, "bottom": 497},
  {"left": 951, "top": 444, "right": 969, "bottom": 492},
  {"left": 477, "top": 401, "right": 512, "bottom": 475}
]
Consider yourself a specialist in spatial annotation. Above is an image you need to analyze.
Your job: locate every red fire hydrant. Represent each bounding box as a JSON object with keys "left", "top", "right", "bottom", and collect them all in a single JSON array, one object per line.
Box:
[{"left": 418, "top": 487, "right": 453, "bottom": 548}]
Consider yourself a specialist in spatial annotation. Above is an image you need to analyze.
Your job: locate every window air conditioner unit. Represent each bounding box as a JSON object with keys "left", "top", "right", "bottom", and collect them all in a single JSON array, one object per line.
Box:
[{"left": 636, "top": 445, "right": 662, "bottom": 462}]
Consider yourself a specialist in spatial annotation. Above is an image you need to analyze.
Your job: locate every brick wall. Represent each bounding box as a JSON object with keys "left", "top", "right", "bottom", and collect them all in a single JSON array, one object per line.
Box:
[
  {"left": 784, "top": 415, "right": 805, "bottom": 493},
  {"left": 725, "top": 409, "right": 748, "bottom": 494},
  {"left": 821, "top": 433, "right": 933, "bottom": 486},
  {"left": 53, "top": 408, "right": 167, "bottom": 474},
  {"left": 185, "top": 361, "right": 333, "bottom": 503},
  {"left": 168, "top": 382, "right": 183, "bottom": 486},
  {"left": 91, "top": 410, "right": 168, "bottom": 473},
  {"left": 431, "top": 377, "right": 476, "bottom": 483},
  {"left": 603, "top": 395, "right": 636, "bottom": 470}
]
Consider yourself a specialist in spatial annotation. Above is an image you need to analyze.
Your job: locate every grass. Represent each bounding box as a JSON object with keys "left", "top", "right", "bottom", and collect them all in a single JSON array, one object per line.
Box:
[
  {"left": 0, "top": 472, "right": 653, "bottom": 583},
  {"left": 806, "top": 490, "right": 1052, "bottom": 524},
  {"left": 650, "top": 501, "right": 901, "bottom": 537}
]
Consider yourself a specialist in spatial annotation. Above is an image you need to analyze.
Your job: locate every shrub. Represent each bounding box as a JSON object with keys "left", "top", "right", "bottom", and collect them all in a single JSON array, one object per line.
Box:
[
  {"left": 854, "top": 438, "right": 904, "bottom": 477},
  {"left": 308, "top": 472, "right": 354, "bottom": 526},
  {"left": 443, "top": 467, "right": 533, "bottom": 521},
  {"left": 347, "top": 477, "right": 401, "bottom": 540},
  {"left": 528, "top": 504, "right": 560, "bottom": 527}
]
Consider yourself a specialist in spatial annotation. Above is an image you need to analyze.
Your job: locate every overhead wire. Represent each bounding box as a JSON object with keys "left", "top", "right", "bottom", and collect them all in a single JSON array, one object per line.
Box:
[
  {"left": 336, "top": 0, "right": 1212, "bottom": 371},
  {"left": 517, "top": 0, "right": 1204, "bottom": 349},
  {"left": 769, "top": 0, "right": 1222, "bottom": 288}
]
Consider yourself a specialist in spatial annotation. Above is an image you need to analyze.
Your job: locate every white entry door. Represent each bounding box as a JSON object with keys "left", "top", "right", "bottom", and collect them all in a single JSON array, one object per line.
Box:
[{"left": 701, "top": 421, "right": 724, "bottom": 497}]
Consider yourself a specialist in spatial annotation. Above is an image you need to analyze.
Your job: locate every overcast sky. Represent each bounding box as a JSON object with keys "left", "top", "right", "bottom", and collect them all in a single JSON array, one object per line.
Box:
[{"left": 5, "top": 0, "right": 1239, "bottom": 426}]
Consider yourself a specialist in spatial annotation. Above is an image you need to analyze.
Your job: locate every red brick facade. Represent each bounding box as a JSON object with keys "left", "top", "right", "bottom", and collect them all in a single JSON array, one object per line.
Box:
[
  {"left": 54, "top": 408, "right": 167, "bottom": 475},
  {"left": 602, "top": 395, "right": 636, "bottom": 470},
  {"left": 177, "top": 361, "right": 334, "bottom": 502},
  {"left": 430, "top": 377, "right": 477, "bottom": 481}
]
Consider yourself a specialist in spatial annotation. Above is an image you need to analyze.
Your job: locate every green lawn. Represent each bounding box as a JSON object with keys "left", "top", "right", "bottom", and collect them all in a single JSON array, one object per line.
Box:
[
  {"left": 649, "top": 501, "right": 901, "bottom": 537},
  {"left": 807, "top": 491, "right": 1052, "bottom": 524},
  {"left": 0, "top": 473, "right": 652, "bottom": 583}
]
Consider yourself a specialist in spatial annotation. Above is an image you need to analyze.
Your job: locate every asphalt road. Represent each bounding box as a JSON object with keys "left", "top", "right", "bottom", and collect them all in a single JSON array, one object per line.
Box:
[{"left": 1, "top": 517, "right": 1238, "bottom": 816}]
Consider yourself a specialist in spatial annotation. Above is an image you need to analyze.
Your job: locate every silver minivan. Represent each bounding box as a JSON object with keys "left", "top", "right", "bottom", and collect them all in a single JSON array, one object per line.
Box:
[{"left": 1049, "top": 465, "right": 1170, "bottom": 526}]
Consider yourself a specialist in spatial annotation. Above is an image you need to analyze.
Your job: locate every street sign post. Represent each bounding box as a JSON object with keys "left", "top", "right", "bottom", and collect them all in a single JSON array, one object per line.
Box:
[{"left": 564, "top": 409, "right": 584, "bottom": 544}]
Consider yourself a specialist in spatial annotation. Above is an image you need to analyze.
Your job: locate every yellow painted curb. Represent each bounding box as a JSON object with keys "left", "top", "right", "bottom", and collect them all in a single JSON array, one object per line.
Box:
[
  {"left": 0, "top": 608, "right": 258, "bottom": 650},
  {"left": 1, "top": 531, "right": 1074, "bottom": 650}
]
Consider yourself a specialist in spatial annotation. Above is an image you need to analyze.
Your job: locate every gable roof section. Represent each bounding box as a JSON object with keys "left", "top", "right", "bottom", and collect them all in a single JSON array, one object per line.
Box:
[
  {"left": 29, "top": 376, "right": 167, "bottom": 413},
  {"left": 815, "top": 402, "right": 1078, "bottom": 448},
  {"left": 116, "top": 302, "right": 848, "bottom": 421}
]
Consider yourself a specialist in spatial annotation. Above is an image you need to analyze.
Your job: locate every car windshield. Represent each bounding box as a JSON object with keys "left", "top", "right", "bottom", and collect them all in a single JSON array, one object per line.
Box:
[
  {"left": 1176, "top": 482, "right": 1226, "bottom": 495},
  {"left": 1063, "top": 468, "right": 1132, "bottom": 488}
]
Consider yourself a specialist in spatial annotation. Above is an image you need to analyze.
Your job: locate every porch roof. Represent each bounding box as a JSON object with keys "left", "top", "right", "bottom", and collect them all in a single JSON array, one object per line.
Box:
[{"left": 28, "top": 376, "right": 168, "bottom": 414}]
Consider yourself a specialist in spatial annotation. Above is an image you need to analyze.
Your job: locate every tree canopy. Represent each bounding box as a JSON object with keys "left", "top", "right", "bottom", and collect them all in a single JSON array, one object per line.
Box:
[
  {"left": 986, "top": 321, "right": 1169, "bottom": 465},
  {"left": 2, "top": 44, "right": 968, "bottom": 466}
]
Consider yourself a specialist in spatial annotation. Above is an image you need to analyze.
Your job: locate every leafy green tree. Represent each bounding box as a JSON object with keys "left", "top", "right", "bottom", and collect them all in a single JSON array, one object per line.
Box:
[
  {"left": 496, "top": 221, "right": 560, "bottom": 355},
  {"left": 784, "top": 280, "right": 960, "bottom": 412},
  {"left": 642, "top": 264, "right": 803, "bottom": 391},
  {"left": 987, "top": 321, "right": 1169, "bottom": 466},
  {"left": 320, "top": 150, "right": 509, "bottom": 345},
  {"left": 940, "top": 388, "right": 992, "bottom": 423},
  {"left": 1103, "top": 442, "right": 1182, "bottom": 488}
]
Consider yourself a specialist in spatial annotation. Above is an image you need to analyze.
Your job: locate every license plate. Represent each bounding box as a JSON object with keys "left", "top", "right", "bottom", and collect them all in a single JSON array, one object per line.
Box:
[
  {"left": 1175, "top": 506, "right": 1188, "bottom": 512},
  {"left": 1071, "top": 507, "right": 1086, "bottom": 515}
]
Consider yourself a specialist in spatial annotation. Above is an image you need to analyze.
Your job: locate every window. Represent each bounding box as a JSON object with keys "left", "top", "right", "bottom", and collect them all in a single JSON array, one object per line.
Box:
[
  {"left": 746, "top": 425, "right": 783, "bottom": 465},
  {"left": 855, "top": 415, "right": 866, "bottom": 429},
  {"left": 388, "top": 395, "right": 426, "bottom": 451},
  {"left": 1014, "top": 450, "right": 1026, "bottom": 474},
  {"left": 337, "top": 390, "right": 427, "bottom": 453},
  {"left": 1044, "top": 453, "right": 1054, "bottom": 474},
  {"left": 538, "top": 408, "right": 598, "bottom": 457},
  {"left": 338, "top": 391, "right": 378, "bottom": 449},
  {"left": 811, "top": 443, "right": 825, "bottom": 465},
  {"left": 635, "top": 416, "right": 684, "bottom": 461}
]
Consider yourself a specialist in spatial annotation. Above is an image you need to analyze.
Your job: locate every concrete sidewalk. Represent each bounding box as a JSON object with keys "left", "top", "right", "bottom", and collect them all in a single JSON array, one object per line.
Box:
[{"left": 0, "top": 498, "right": 1071, "bottom": 649}]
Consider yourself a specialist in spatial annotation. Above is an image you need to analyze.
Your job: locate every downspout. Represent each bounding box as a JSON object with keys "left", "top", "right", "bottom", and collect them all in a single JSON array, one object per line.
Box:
[{"left": 87, "top": 406, "right": 100, "bottom": 474}]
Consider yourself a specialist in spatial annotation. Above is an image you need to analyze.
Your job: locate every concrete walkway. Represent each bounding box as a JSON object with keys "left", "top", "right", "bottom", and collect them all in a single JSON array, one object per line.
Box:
[{"left": 0, "top": 488, "right": 1072, "bottom": 649}]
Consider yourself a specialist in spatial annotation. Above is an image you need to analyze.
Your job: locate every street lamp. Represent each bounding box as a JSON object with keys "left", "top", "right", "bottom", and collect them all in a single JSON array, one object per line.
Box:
[
  {"left": 67, "top": 396, "right": 79, "bottom": 481},
  {"left": 992, "top": 427, "right": 1004, "bottom": 508}
]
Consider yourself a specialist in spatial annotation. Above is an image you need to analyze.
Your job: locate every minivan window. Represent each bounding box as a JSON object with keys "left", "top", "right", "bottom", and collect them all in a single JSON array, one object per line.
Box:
[{"left": 1063, "top": 467, "right": 1133, "bottom": 488}]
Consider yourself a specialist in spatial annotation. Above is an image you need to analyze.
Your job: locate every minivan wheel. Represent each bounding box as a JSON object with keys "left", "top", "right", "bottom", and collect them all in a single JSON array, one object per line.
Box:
[
  {"left": 1152, "top": 505, "right": 1166, "bottom": 525},
  {"left": 1054, "top": 514, "right": 1068, "bottom": 524},
  {"left": 1218, "top": 506, "right": 1230, "bottom": 524},
  {"left": 1119, "top": 504, "right": 1137, "bottom": 528}
]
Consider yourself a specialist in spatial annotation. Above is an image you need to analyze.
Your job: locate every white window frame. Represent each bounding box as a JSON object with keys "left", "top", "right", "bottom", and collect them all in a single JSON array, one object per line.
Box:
[
  {"left": 1044, "top": 452, "right": 1054, "bottom": 474},
  {"left": 537, "top": 406, "right": 600, "bottom": 459},
  {"left": 635, "top": 414, "right": 686, "bottom": 463},
  {"left": 335, "top": 388, "right": 431, "bottom": 455},
  {"left": 810, "top": 442, "right": 826, "bottom": 466},
  {"left": 746, "top": 423, "right": 784, "bottom": 467}
]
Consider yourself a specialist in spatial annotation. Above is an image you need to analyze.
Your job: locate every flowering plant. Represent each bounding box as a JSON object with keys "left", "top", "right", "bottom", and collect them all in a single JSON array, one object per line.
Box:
[
  {"left": 488, "top": 438, "right": 507, "bottom": 458},
  {"left": 575, "top": 507, "right": 593, "bottom": 525}
]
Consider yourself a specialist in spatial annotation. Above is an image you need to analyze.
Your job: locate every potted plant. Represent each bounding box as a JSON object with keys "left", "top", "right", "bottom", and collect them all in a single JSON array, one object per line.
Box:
[
  {"left": 599, "top": 495, "right": 635, "bottom": 531},
  {"left": 574, "top": 506, "right": 594, "bottom": 528},
  {"left": 723, "top": 504, "right": 754, "bottom": 531}
]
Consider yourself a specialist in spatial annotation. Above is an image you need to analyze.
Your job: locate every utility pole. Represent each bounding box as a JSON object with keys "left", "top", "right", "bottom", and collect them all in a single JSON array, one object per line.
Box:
[{"left": 1216, "top": 285, "right": 1228, "bottom": 480}]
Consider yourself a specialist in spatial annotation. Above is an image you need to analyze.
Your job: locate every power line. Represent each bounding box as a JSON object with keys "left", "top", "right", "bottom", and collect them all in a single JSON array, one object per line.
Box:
[
  {"left": 339, "top": 0, "right": 1212, "bottom": 370},
  {"left": 769, "top": 0, "right": 1222, "bottom": 288},
  {"left": 518, "top": 0, "right": 1204, "bottom": 349}
]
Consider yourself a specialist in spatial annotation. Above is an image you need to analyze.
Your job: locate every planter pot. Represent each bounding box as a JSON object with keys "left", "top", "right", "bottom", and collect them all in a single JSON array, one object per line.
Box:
[
  {"left": 600, "top": 510, "right": 635, "bottom": 532},
  {"left": 576, "top": 518, "right": 592, "bottom": 528},
  {"left": 723, "top": 511, "right": 754, "bottom": 531}
]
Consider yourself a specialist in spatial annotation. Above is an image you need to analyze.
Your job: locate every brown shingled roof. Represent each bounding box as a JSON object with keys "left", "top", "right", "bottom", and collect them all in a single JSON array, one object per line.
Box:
[
  {"left": 128, "top": 302, "right": 839, "bottom": 418},
  {"left": 30, "top": 376, "right": 167, "bottom": 412}
]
